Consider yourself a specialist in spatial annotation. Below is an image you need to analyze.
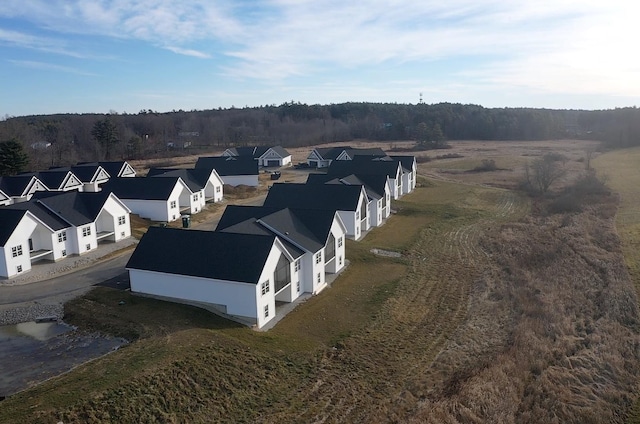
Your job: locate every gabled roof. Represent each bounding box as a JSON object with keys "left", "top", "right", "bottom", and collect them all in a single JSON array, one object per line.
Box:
[
  {"left": 6, "top": 200, "right": 70, "bottom": 231},
  {"left": 305, "top": 174, "right": 335, "bottom": 185},
  {"left": 31, "top": 190, "right": 122, "bottom": 226},
  {"left": 389, "top": 155, "right": 417, "bottom": 172},
  {"left": 21, "top": 170, "right": 82, "bottom": 191},
  {"left": 341, "top": 147, "right": 387, "bottom": 160},
  {"left": 264, "top": 183, "right": 364, "bottom": 212},
  {"left": 126, "top": 227, "right": 278, "bottom": 284},
  {"left": 77, "top": 161, "right": 136, "bottom": 178},
  {"left": 194, "top": 156, "right": 259, "bottom": 176},
  {"left": 311, "top": 146, "right": 354, "bottom": 161},
  {"left": 306, "top": 173, "right": 386, "bottom": 200},
  {"left": 327, "top": 156, "right": 402, "bottom": 179},
  {"left": 262, "top": 146, "right": 291, "bottom": 158},
  {"left": 102, "top": 177, "right": 189, "bottom": 200},
  {"left": 146, "top": 168, "right": 220, "bottom": 192},
  {"left": 0, "top": 209, "right": 29, "bottom": 245},
  {"left": 217, "top": 205, "right": 339, "bottom": 253},
  {"left": 226, "top": 146, "right": 269, "bottom": 158},
  {"left": 49, "top": 165, "right": 110, "bottom": 184},
  {"left": 0, "top": 175, "right": 43, "bottom": 197}
]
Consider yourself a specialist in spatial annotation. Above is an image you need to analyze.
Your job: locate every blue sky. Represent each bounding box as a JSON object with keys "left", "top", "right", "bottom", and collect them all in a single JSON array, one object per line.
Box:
[{"left": 1, "top": 0, "right": 638, "bottom": 117}]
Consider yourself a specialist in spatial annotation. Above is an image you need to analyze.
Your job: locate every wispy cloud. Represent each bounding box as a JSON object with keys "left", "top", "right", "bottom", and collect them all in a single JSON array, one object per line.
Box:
[
  {"left": 164, "top": 46, "right": 211, "bottom": 59},
  {"left": 8, "top": 59, "right": 98, "bottom": 76}
]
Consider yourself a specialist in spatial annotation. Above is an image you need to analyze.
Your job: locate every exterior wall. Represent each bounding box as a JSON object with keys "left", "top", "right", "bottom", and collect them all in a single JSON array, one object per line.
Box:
[
  {"left": 71, "top": 222, "right": 98, "bottom": 255},
  {"left": 0, "top": 215, "right": 37, "bottom": 278},
  {"left": 276, "top": 255, "right": 302, "bottom": 302},
  {"left": 220, "top": 175, "right": 259, "bottom": 187},
  {"left": 324, "top": 219, "right": 347, "bottom": 274},
  {"left": 28, "top": 225, "right": 57, "bottom": 261},
  {"left": 51, "top": 229, "right": 73, "bottom": 260},
  {"left": 369, "top": 198, "right": 383, "bottom": 227},
  {"left": 337, "top": 210, "right": 360, "bottom": 240},
  {"left": 129, "top": 269, "right": 259, "bottom": 323},
  {"left": 204, "top": 172, "right": 224, "bottom": 202},
  {"left": 187, "top": 189, "right": 206, "bottom": 214},
  {"left": 0, "top": 191, "right": 11, "bottom": 206},
  {"left": 254, "top": 242, "right": 296, "bottom": 328},
  {"left": 121, "top": 199, "right": 175, "bottom": 222},
  {"left": 97, "top": 195, "right": 132, "bottom": 242},
  {"left": 81, "top": 182, "right": 100, "bottom": 192},
  {"left": 389, "top": 177, "right": 401, "bottom": 200}
]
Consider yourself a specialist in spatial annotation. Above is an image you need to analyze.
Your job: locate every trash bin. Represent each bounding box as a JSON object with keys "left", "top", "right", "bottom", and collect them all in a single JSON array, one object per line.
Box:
[{"left": 181, "top": 215, "right": 191, "bottom": 228}]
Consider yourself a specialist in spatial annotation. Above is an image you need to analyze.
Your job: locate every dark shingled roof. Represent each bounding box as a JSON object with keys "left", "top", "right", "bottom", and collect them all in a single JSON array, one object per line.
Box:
[
  {"left": 264, "top": 183, "right": 363, "bottom": 212},
  {"left": 146, "top": 168, "right": 215, "bottom": 192},
  {"left": 6, "top": 201, "right": 69, "bottom": 231},
  {"left": 305, "top": 174, "right": 334, "bottom": 185},
  {"left": 31, "top": 191, "right": 114, "bottom": 226},
  {"left": 0, "top": 175, "right": 38, "bottom": 196},
  {"left": 313, "top": 146, "right": 353, "bottom": 160},
  {"left": 306, "top": 173, "right": 386, "bottom": 201},
  {"left": 268, "top": 146, "right": 291, "bottom": 158},
  {"left": 216, "top": 205, "right": 336, "bottom": 253},
  {"left": 194, "top": 156, "right": 259, "bottom": 176},
  {"left": 126, "top": 227, "right": 277, "bottom": 284},
  {"left": 21, "top": 170, "right": 79, "bottom": 190},
  {"left": 327, "top": 157, "right": 402, "bottom": 179},
  {"left": 77, "top": 161, "right": 134, "bottom": 178},
  {"left": 102, "top": 177, "right": 187, "bottom": 200},
  {"left": 49, "top": 165, "right": 109, "bottom": 183},
  {"left": 0, "top": 209, "right": 29, "bottom": 245},
  {"left": 389, "top": 155, "right": 416, "bottom": 172}
]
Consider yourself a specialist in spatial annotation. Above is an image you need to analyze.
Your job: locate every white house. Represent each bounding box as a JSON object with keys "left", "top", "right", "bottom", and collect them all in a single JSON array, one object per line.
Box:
[
  {"left": 223, "top": 145, "right": 292, "bottom": 168},
  {"left": 103, "top": 177, "right": 193, "bottom": 222},
  {"left": 328, "top": 157, "right": 405, "bottom": 200},
  {"left": 263, "top": 183, "right": 370, "bottom": 240},
  {"left": 391, "top": 156, "right": 417, "bottom": 194},
  {"left": 0, "top": 209, "right": 54, "bottom": 278},
  {"left": 49, "top": 165, "right": 111, "bottom": 192},
  {"left": 127, "top": 227, "right": 302, "bottom": 329},
  {"left": 1, "top": 191, "right": 132, "bottom": 278},
  {"left": 25, "top": 170, "right": 83, "bottom": 192},
  {"left": 216, "top": 205, "right": 348, "bottom": 295},
  {"left": 306, "top": 146, "right": 387, "bottom": 168},
  {"left": 0, "top": 175, "right": 49, "bottom": 204},
  {"left": 146, "top": 168, "right": 224, "bottom": 203}
]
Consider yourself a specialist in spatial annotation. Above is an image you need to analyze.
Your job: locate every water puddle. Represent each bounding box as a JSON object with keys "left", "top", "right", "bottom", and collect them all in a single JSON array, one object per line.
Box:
[{"left": 0, "top": 321, "right": 126, "bottom": 398}]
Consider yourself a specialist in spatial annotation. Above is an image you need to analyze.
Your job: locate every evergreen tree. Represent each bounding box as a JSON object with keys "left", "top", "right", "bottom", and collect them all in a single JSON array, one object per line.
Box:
[
  {"left": 0, "top": 138, "right": 29, "bottom": 176},
  {"left": 91, "top": 117, "right": 120, "bottom": 160}
]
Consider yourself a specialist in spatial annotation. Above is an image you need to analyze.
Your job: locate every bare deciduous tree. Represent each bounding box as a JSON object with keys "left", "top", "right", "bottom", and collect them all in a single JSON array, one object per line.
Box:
[{"left": 524, "top": 154, "right": 567, "bottom": 194}]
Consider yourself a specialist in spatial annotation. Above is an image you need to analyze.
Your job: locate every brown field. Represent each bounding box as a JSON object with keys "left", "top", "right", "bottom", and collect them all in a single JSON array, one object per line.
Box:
[{"left": 1, "top": 139, "right": 639, "bottom": 424}]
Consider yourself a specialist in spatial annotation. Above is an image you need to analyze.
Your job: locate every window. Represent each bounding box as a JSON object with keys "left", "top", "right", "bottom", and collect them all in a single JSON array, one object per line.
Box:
[
  {"left": 57, "top": 231, "right": 67, "bottom": 243},
  {"left": 339, "top": 256, "right": 343, "bottom": 266},
  {"left": 315, "top": 252, "right": 322, "bottom": 264},
  {"left": 118, "top": 216, "right": 126, "bottom": 225},
  {"left": 296, "top": 281, "right": 300, "bottom": 293},
  {"left": 261, "top": 280, "right": 270, "bottom": 295},
  {"left": 121, "top": 232, "right": 125, "bottom": 237},
  {"left": 193, "top": 194, "right": 198, "bottom": 202},
  {"left": 337, "top": 237, "right": 343, "bottom": 248},
  {"left": 170, "top": 200, "right": 177, "bottom": 209},
  {"left": 264, "top": 305, "right": 269, "bottom": 318},
  {"left": 11, "top": 245, "right": 23, "bottom": 257},
  {"left": 17, "top": 265, "right": 22, "bottom": 273},
  {"left": 82, "top": 226, "right": 91, "bottom": 237},
  {"left": 317, "top": 273, "right": 321, "bottom": 284},
  {"left": 216, "top": 186, "right": 221, "bottom": 193},
  {"left": 274, "top": 255, "right": 291, "bottom": 292},
  {"left": 294, "top": 259, "right": 301, "bottom": 272},
  {"left": 355, "top": 211, "right": 359, "bottom": 220},
  {"left": 200, "top": 192, "right": 203, "bottom": 198},
  {"left": 62, "top": 249, "right": 67, "bottom": 257},
  {"left": 86, "top": 244, "right": 91, "bottom": 251}
]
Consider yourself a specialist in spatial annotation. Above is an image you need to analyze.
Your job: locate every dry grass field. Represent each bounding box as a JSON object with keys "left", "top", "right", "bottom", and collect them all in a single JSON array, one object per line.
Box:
[{"left": 1, "top": 139, "right": 638, "bottom": 424}]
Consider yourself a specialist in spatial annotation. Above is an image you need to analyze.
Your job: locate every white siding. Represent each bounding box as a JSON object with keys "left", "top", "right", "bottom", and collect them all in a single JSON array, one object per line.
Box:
[
  {"left": 121, "top": 199, "right": 174, "bottom": 222},
  {"left": 220, "top": 175, "right": 259, "bottom": 187},
  {"left": 1, "top": 215, "right": 38, "bottom": 278}
]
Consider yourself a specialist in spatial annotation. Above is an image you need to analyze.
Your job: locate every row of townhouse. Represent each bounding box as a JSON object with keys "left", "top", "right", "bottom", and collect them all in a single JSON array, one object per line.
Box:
[
  {"left": 125, "top": 152, "right": 417, "bottom": 329},
  {"left": 0, "top": 191, "right": 132, "bottom": 278}
]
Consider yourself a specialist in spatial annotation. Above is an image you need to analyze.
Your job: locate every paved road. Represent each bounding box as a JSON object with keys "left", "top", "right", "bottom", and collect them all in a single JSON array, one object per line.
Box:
[{"left": 0, "top": 253, "right": 131, "bottom": 306}]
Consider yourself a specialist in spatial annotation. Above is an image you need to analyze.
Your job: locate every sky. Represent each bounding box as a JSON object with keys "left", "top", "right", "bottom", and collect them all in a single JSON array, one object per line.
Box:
[{"left": 1, "top": 0, "right": 639, "bottom": 117}]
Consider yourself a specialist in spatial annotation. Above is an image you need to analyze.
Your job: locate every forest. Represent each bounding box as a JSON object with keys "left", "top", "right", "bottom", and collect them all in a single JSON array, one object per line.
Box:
[{"left": 1, "top": 102, "right": 639, "bottom": 171}]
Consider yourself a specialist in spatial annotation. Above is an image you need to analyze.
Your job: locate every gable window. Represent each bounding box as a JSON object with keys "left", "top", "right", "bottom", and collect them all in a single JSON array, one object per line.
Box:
[
  {"left": 57, "top": 231, "right": 67, "bottom": 243},
  {"left": 264, "top": 305, "right": 269, "bottom": 318},
  {"left": 315, "top": 252, "right": 322, "bottom": 264},
  {"left": 261, "top": 280, "right": 270, "bottom": 295},
  {"left": 337, "top": 237, "right": 343, "bottom": 248},
  {"left": 118, "top": 216, "right": 126, "bottom": 225},
  {"left": 216, "top": 186, "right": 221, "bottom": 193},
  {"left": 170, "top": 200, "right": 177, "bottom": 209},
  {"left": 193, "top": 194, "right": 198, "bottom": 202},
  {"left": 325, "top": 233, "right": 336, "bottom": 261},
  {"left": 82, "top": 226, "right": 91, "bottom": 237},
  {"left": 11, "top": 245, "right": 23, "bottom": 257},
  {"left": 294, "top": 259, "right": 301, "bottom": 272},
  {"left": 274, "top": 255, "right": 291, "bottom": 293}
]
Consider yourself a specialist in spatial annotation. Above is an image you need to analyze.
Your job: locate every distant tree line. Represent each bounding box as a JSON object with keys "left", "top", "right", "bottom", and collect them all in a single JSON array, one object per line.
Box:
[{"left": 0, "top": 102, "right": 638, "bottom": 171}]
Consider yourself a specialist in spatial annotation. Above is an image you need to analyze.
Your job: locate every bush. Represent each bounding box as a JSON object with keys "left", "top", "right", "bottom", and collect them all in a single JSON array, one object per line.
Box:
[{"left": 470, "top": 159, "right": 498, "bottom": 172}]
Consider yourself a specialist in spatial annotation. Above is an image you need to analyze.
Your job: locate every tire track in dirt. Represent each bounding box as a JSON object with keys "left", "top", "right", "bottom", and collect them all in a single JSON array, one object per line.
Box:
[{"left": 263, "top": 185, "right": 529, "bottom": 423}]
